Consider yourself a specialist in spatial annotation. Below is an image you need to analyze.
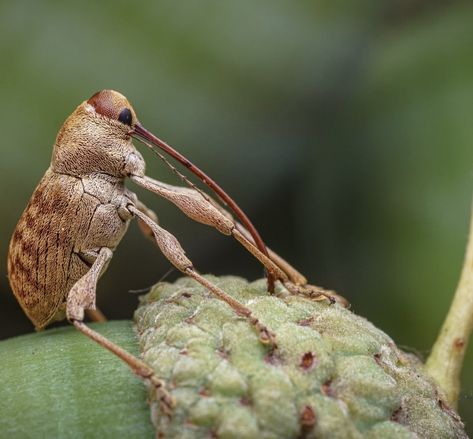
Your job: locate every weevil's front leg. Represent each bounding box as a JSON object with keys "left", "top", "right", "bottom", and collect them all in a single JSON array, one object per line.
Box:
[
  {"left": 232, "top": 224, "right": 307, "bottom": 285},
  {"left": 130, "top": 174, "right": 288, "bottom": 284},
  {"left": 130, "top": 175, "right": 348, "bottom": 307},
  {"left": 66, "top": 247, "right": 174, "bottom": 414},
  {"left": 233, "top": 225, "right": 349, "bottom": 306},
  {"left": 128, "top": 203, "right": 277, "bottom": 347}
]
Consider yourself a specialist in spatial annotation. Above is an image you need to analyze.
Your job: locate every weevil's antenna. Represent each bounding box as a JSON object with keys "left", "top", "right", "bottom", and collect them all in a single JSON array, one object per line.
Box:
[
  {"left": 141, "top": 137, "right": 213, "bottom": 204},
  {"left": 132, "top": 123, "right": 275, "bottom": 293},
  {"left": 129, "top": 267, "right": 176, "bottom": 294}
]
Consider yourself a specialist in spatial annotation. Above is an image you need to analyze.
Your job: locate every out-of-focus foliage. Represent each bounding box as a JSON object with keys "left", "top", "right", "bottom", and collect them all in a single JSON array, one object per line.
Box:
[{"left": 0, "top": 0, "right": 472, "bottom": 431}]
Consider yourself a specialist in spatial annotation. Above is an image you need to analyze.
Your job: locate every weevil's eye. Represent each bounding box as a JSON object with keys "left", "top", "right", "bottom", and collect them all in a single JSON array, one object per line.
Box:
[{"left": 118, "top": 108, "right": 133, "bottom": 126}]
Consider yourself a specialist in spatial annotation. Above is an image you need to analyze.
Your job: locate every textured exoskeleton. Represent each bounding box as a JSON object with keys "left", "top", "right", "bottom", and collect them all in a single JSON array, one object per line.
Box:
[{"left": 8, "top": 90, "right": 344, "bottom": 413}]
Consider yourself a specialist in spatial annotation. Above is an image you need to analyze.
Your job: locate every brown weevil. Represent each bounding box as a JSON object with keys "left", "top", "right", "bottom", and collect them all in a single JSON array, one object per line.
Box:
[{"left": 7, "top": 90, "right": 344, "bottom": 411}]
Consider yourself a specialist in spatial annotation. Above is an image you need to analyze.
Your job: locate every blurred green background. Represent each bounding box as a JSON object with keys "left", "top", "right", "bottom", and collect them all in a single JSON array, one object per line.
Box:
[{"left": 1, "top": 0, "right": 472, "bottom": 432}]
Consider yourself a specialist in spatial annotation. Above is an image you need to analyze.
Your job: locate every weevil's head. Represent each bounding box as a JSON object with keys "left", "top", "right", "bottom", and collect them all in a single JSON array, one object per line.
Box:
[{"left": 52, "top": 90, "right": 145, "bottom": 177}]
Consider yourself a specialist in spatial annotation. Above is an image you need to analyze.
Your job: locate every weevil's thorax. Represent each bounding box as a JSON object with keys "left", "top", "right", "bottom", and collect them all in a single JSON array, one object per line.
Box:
[{"left": 51, "top": 91, "right": 145, "bottom": 178}]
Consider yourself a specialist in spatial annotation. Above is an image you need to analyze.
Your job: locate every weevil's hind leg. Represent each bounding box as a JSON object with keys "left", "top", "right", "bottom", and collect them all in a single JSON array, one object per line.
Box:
[
  {"left": 71, "top": 320, "right": 174, "bottom": 415},
  {"left": 85, "top": 308, "right": 107, "bottom": 323},
  {"left": 66, "top": 247, "right": 174, "bottom": 414},
  {"left": 128, "top": 203, "right": 277, "bottom": 347}
]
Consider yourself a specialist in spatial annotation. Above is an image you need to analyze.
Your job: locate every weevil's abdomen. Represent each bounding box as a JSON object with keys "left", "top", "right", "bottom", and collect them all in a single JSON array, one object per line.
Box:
[{"left": 7, "top": 169, "right": 131, "bottom": 329}]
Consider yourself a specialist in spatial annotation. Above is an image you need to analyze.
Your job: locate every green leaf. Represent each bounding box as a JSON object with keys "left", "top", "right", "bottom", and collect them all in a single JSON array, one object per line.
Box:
[{"left": 0, "top": 320, "right": 153, "bottom": 439}]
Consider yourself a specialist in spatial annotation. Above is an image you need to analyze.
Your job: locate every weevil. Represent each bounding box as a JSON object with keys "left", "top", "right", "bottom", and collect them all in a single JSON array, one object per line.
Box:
[{"left": 8, "top": 90, "right": 345, "bottom": 411}]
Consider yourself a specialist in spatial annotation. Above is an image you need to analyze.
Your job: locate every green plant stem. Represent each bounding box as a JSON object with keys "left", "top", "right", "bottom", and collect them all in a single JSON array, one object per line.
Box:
[{"left": 425, "top": 206, "right": 473, "bottom": 408}]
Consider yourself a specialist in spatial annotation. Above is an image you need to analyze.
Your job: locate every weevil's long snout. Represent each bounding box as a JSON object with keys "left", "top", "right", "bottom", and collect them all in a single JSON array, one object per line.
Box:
[
  {"left": 132, "top": 123, "right": 194, "bottom": 170},
  {"left": 131, "top": 123, "right": 274, "bottom": 291}
]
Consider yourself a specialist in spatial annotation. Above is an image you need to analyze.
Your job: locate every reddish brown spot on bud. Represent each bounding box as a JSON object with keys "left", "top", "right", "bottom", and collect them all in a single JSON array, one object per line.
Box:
[
  {"left": 454, "top": 338, "right": 465, "bottom": 350},
  {"left": 264, "top": 351, "right": 281, "bottom": 366},
  {"left": 300, "top": 405, "right": 316, "bottom": 427},
  {"left": 198, "top": 387, "right": 210, "bottom": 397},
  {"left": 321, "top": 378, "right": 335, "bottom": 397},
  {"left": 374, "top": 352, "right": 382, "bottom": 366},
  {"left": 298, "top": 316, "right": 315, "bottom": 326},
  {"left": 436, "top": 398, "right": 462, "bottom": 421},
  {"left": 391, "top": 406, "right": 402, "bottom": 423},
  {"left": 184, "top": 315, "right": 195, "bottom": 324},
  {"left": 300, "top": 352, "right": 316, "bottom": 370},
  {"left": 217, "top": 346, "right": 230, "bottom": 360},
  {"left": 240, "top": 396, "right": 251, "bottom": 406}
]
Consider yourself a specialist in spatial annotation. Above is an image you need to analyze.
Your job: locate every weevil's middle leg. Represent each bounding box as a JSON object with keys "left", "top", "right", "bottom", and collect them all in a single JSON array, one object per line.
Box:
[
  {"left": 66, "top": 247, "right": 174, "bottom": 414},
  {"left": 233, "top": 223, "right": 307, "bottom": 285},
  {"left": 128, "top": 203, "right": 277, "bottom": 347}
]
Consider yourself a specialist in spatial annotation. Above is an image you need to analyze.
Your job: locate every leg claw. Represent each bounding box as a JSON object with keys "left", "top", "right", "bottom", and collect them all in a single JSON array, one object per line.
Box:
[
  {"left": 150, "top": 376, "right": 175, "bottom": 416},
  {"left": 259, "top": 328, "right": 277, "bottom": 347},
  {"left": 284, "top": 282, "right": 350, "bottom": 308}
]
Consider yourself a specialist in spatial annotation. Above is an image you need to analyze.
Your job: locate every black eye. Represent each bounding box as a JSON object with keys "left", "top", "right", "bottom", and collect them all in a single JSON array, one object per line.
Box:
[{"left": 118, "top": 108, "right": 132, "bottom": 126}]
